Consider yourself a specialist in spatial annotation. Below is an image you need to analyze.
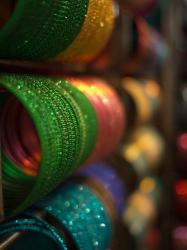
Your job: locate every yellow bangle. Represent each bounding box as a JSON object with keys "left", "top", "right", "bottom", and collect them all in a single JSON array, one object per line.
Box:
[
  {"left": 54, "top": 0, "right": 115, "bottom": 63},
  {"left": 122, "top": 77, "right": 151, "bottom": 124}
]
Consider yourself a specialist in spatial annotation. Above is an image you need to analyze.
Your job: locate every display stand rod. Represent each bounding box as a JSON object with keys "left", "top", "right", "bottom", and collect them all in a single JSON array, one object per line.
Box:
[
  {"left": 0, "top": 104, "right": 5, "bottom": 221},
  {"left": 160, "top": 0, "right": 181, "bottom": 249}
]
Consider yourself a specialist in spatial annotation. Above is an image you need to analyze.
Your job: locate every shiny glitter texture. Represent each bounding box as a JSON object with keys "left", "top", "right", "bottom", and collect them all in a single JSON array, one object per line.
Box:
[
  {"left": 122, "top": 78, "right": 160, "bottom": 125},
  {"left": 0, "top": 180, "right": 113, "bottom": 249},
  {"left": 70, "top": 78, "right": 125, "bottom": 163},
  {"left": 0, "top": 216, "right": 68, "bottom": 250},
  {"left": 0, "top": 74, "right": 98, "bottom": 216},
  {"left": 55, "top": 0, "right": 115, "bottom": 63},
  {"left": 0, "top": 0, "right": 89, "bottom": 60},
  {"left": 35, "top": 180, "right": 113, "bottom": 250},
  {"left": 79, "top": 162, "right": 126, "bottom": 215}
]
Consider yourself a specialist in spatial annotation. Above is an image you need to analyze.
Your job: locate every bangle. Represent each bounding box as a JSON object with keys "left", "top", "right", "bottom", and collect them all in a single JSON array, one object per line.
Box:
[
  {"left": 0, "top": 74, "right": 97, "bottom": 216},
  {"left": 70, "top": 78, "right": 125, "bottom": 162},
  {"left": 54, "top": 0, "right": 115, "bottom": 63},
  {"left": 0, "top": 216, "right": 68, "bottom": 250},
  {"left": 79, "top": 162, "right": 126, "bottom": 215},
  {"left": 35, "top": 180, "right": 113, "bottom": 250},
  {"left": 0, "top": 0, "right": 88, "bottom": 60}
]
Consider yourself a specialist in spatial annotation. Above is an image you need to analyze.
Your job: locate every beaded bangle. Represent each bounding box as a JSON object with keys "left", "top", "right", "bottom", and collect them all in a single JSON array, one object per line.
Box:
[
  {"left": 0, "top": 74, "right": 97, "bottom": 216},
  {"left": 123, "top": 176, "right": 162, "bottom": 240}
]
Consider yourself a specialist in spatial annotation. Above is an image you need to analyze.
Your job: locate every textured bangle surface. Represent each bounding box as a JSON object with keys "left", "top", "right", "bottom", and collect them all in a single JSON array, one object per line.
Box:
[
  {"left": 0, "top": 74, "right": 97, "bottom": 216},
  {"left": 70, "top": 78, "right": 125, "bottom": 162},
  {"left": 54, "top": 0, "right": 115, "bottom": 63},
  {"left": 0, "top": 0, "right": 88, "bottom": 60},
  {"left": 0, "top": 0, "right": 114, "bottom": 62},
  {"left": 35, "top": 180, "right": 113, "bottom": 250},
  {"left": 0, "top": 216, "right": 68, "bottom": 250},
  {"left": 79, "top": 162, "right": 125, "bottom": 215}
]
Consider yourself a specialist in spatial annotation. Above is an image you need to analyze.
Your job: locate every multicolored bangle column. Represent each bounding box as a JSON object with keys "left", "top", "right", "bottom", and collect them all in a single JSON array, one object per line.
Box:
[
  {"left": 0, "top": 163, "right": 117, "bottom": 250},
  {"left": 0, "top": 74, "right": 98, "bottom": 216},
  {"left": 121, "top": 126, "right": 164, "bottom": 179},
  {"left": 123, "top": 176, "right": 162, "bottom": 246}
]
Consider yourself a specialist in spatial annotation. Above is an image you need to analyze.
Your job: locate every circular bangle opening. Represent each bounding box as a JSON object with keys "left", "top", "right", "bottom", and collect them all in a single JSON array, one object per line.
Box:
[
  {"left": 1, "top": 90, "right": 41, "bottom": 177},
  {"left": 4, "top": 231, "right": 61, "bottom": 250},
  {"left": 0, "top": 1, "right": 16, "bottom": 29}
]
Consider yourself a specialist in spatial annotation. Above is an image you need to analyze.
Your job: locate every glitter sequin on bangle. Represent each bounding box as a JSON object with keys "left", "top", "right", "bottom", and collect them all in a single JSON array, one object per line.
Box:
[
  {"left": 79, "top": 162, "right": 125, "bottom": 215},
  {"left": 0, "top": 0, "right": 89, "bottom": 60},
  {"left": 35, "top": 180, "right": 113, "bottom": 250},
  {"left": 70, "top": 78, "right": 125, "bottom": 163},
  {"left": 0, "top": 74, "right": 98, "bottom": 216},
  {"left": 54, "top": 0, "right": 115, "bottom": 63},
  {"left": 0, "top": 216, "right": 68, "bottom": 250}
]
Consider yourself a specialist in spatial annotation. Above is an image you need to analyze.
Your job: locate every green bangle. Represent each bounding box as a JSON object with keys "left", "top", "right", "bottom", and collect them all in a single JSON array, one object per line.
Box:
[
  {"left": 53, "top": 79, "right": 98, "bottom": 165},
  {"left": 0, "top": 74, "right": 98, "bottom": 216},
  {"left": 0, "top": 0, "right": 88, "bottom": 60}
]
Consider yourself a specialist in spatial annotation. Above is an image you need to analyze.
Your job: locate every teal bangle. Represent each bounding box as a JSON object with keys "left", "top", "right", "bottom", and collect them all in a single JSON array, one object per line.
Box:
[
  {"left": 0, "top": 179, "right": 112, "bottom": 250},
  {"left": 35, "top": 181, "right": 113, "bottom": 250},
  {"left": 0, "top": 0, "right": 88, "bottom": 60},
  {"left": 0, "top": 216, "right": 68, "bottom": 250},
  {"left": 0, "top": 74, "right": 98, "bottom": 216}
]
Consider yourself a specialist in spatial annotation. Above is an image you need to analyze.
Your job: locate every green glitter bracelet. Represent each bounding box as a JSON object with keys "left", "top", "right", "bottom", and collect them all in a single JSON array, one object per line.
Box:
[
  {"left": 0, "top": 0, "right": 88, "bottom": 60},
  {"left": 0, "top": 74, "right": 98, "bottom": 216}
]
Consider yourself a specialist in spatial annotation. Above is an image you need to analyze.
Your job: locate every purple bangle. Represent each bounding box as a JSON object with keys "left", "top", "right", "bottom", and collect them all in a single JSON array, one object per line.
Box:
[{"left": 78, "top": 162, "right": 126, "bottom": 215}]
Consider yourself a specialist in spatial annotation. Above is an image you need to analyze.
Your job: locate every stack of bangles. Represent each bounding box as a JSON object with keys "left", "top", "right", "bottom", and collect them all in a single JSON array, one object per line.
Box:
[
  {"left": 70, "top": 77, "right": 125, "bottom": 163},
  {"left": 120, "top": 126, "right": 164, "bottom": 179},
  {"left": 0, "top": 74, "right": 125, "bottom": 216},
  {"left": 0, "top": 0, "right": 114, "bottom": 63},
  {"left": 119, "top": 77, "right": 161, "bottom": 126},
  {"left": 0, "top": 162, "right": 125, "bottom": 250}
]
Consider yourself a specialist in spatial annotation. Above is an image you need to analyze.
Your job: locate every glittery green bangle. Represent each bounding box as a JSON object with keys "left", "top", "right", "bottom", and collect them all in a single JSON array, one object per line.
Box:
[
  {"left": 0, "top": 74, "right": 98, "bottom": 216},
  {"left": 0, "top": 0, "right": 88, "bottom": 60},
  {"left": 53, "top": 79, "right": 98, "bottom": 165}
]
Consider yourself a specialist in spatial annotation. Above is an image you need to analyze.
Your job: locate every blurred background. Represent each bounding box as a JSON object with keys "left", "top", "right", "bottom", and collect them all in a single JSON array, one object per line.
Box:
[{"left": 0, "top": 0, "right": 187, "bottom": 249}]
